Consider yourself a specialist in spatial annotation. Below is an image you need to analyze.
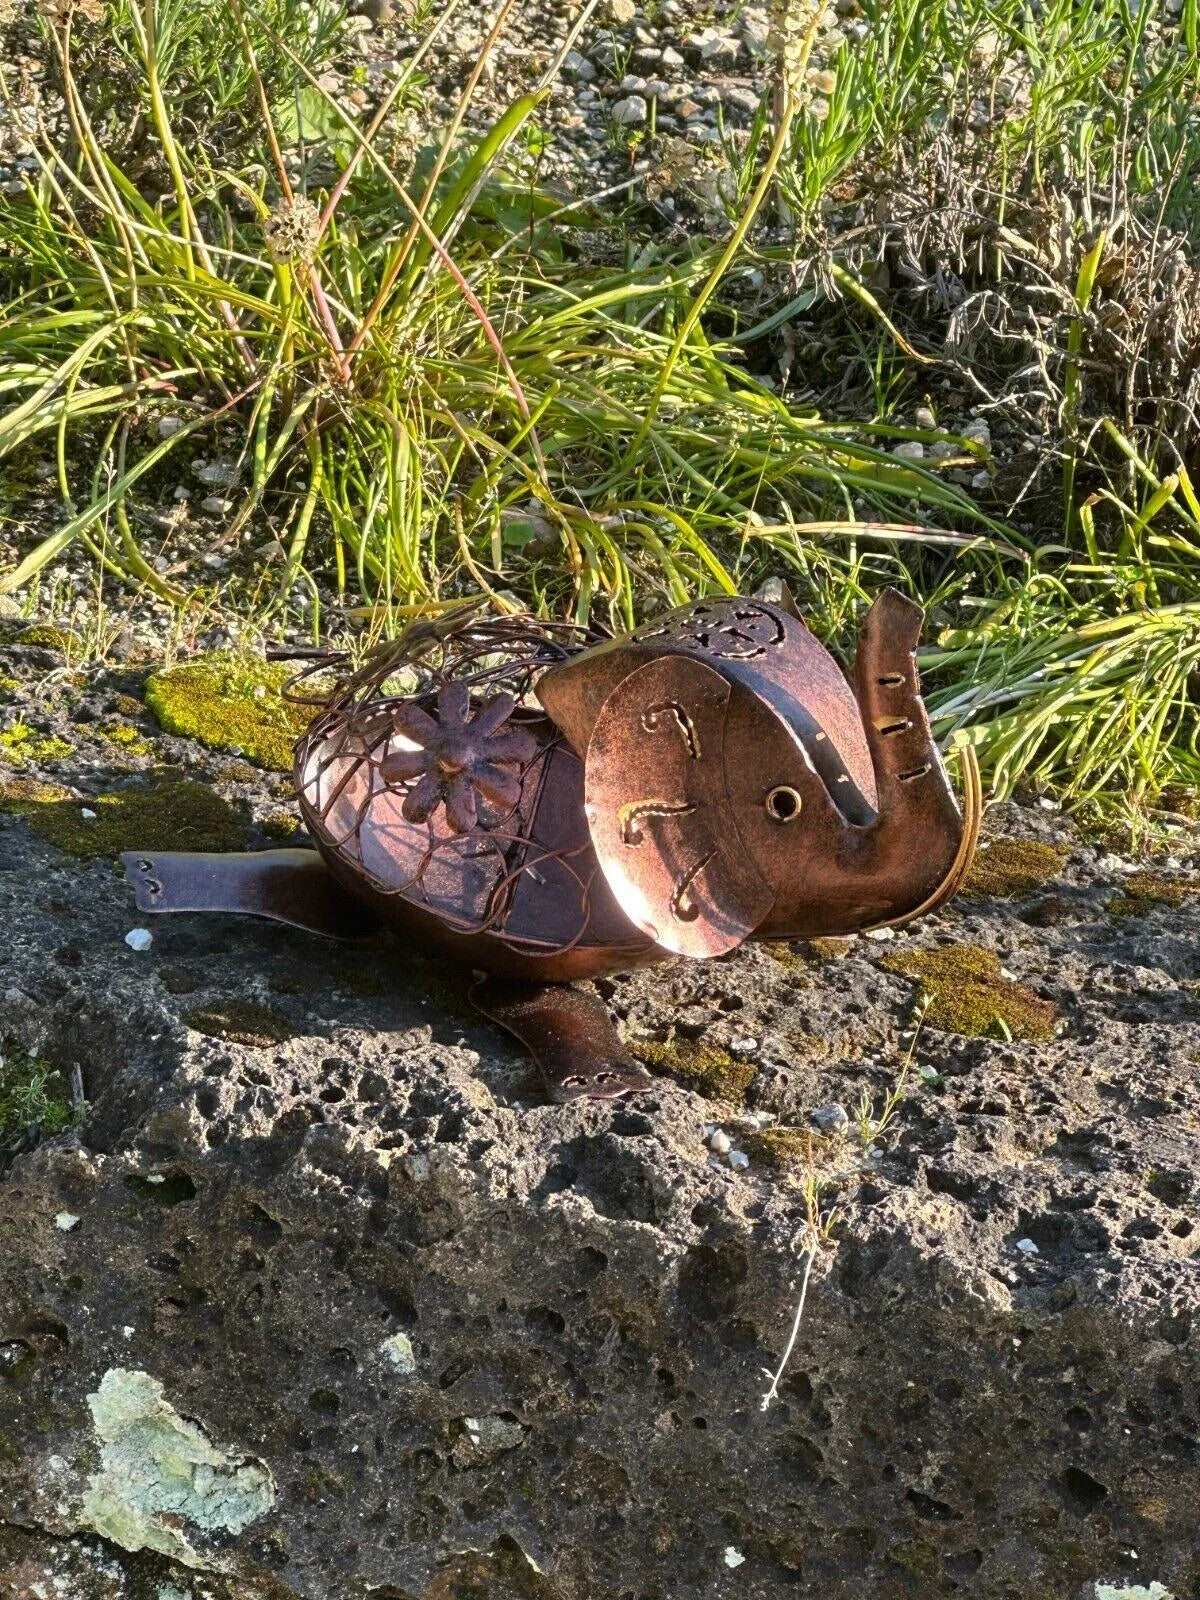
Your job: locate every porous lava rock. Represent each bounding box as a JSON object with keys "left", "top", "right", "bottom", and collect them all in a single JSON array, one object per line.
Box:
[{"left": 1, "top": 692, "right": 1198, "bottom": 1599}]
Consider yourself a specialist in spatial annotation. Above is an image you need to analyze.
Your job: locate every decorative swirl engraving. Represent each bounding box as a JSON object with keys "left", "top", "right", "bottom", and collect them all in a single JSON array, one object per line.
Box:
[
  {"left": 618, "top": 799, "right": 697, "bottom": 846},
  {"left": 671, "top": 852, "right": 713, "bottom": 922},
  {"left": 634, "top": 601, "right": 785, "bottom": 660},
  {"left": 640, "top": 700, "right": 701, "bottom": 759}
]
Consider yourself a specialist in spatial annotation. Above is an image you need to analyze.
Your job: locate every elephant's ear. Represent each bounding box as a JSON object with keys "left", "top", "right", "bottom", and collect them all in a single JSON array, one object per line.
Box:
[{"left": 582, "top": 655, "right": 775, "bottom": 958}]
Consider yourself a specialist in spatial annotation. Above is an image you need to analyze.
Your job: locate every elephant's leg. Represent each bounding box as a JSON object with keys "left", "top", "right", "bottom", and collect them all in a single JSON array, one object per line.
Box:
[{"left": 470, "top": 978, "right": 653, "bottom": 1104}]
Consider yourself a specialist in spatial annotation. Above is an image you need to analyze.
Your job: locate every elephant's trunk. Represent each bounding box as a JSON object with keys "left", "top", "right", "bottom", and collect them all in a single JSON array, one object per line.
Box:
[{"left": 851, "top": 590, "right": 982, "bottom": 927}]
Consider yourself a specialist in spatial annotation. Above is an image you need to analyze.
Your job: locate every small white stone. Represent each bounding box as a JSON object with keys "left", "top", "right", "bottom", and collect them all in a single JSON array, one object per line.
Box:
[
  {"left": 80, "top": 807, "right": 97, "bottom": 820},
  {"left": 728, "top": 1150, "right": 750, "bottom": 1170},
  {"left": 708, "top": 1129, "right": 732, "bottom": 1155},
  {"left": 724, "top": 1546, "right": 746, "bottom": 1568},
  {"left": 122, "top": 1325, "right": 135, "bottom": 1338},
  {"left": 914, "top": 406, "right": 936, "bottom": 429},
  {"left": 124, "top": 928, "right": 153, "bottom": 952},
  {"left": 893, "top": 440, "right": 925, "bottom": 462},
  {"left": 612, "top": 94, "right": 648, "bottom": 126},
  {"left": 55, "top": 1212, "right": 80, "bottom": 1231},
  {"left": 379, "top": 1332, "right": 416, "bottom": 1375},
  {"left": 1015, "top": 1237, "right": 1040, "bottom": 1255},
  {"left": 200, "top": 495, "right": 232, "bottom": 515},
  {"left": 863, "top": 926, "right": 895, "bottom": 941},
  {"left": 156, "top": 416, "right": 184, "bottom": 439},
  {"left": 730, "top": 1036, "right": 759, "bottom": 1057}
]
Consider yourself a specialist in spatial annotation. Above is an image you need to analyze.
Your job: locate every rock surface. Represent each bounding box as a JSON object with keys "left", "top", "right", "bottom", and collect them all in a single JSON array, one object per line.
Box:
[{"left": 1, "top": 656, "right": 1199, "bottom": 1599}]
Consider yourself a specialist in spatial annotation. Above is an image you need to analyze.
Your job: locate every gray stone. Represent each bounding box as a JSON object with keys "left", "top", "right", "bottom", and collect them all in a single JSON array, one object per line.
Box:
[
  {"left": 611, "top": 94, "right": 648, "bottom": 126},
  {"left": 810, "top": 1101, "right": 851, "bottom": 1134}
]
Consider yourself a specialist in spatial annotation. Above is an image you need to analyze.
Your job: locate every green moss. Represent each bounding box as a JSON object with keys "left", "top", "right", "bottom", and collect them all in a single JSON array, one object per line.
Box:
[
  {"left": 964, "top": 836, "right": 1066, "bottom": 899},
  {"left": 1108, "top": 871, "right": 1200, "bottom": 917},
  {"left": 108, "top": 692, "right": 145, "bottom": 718},
  {"left": 17, "top": 623, "right": 78, "bottom": 653},
  {"left": 0, "top": 674, "right": 20, "bottom": 700},
  {"left": 632, "top": 1039, "right": 757, "bottom": 1106},
  {"left": 741, "top": 1126, "right": 820, "bottom": 1170},
  {"left": 261, "top": 807, "right": 302, "bottom": 840},
  {"left": 807, "top": 936, "right": 855, "bottom": 961},
  {"left": 4, "top": 775, "right": 247, "bottom": 859},
  {"left": 0, "top": 724, "right": 73, "bottom": 766},
  {"left": 144, "top": 655, "right": 311, "bottom": 772},
  {"left": 0, "top": 1047, "right": 73, "bottom": 1145},
  {"left": 183, "top": 1000, "right": 297, "bottom": 1048},
  {"left": 0, "top": 775, "right": 72, "bottom": 811},
  {"left": 884, "top": 943, "right": 1058, "bottom": 1042},
  {"left": 98, "top": 721, "right": 153, "bottom": 758}
]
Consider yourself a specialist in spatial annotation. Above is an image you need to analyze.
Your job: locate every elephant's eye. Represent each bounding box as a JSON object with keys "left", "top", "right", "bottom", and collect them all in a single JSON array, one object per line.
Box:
[{"left": 765, "top": 785, "right": 803, "bottom": 823}]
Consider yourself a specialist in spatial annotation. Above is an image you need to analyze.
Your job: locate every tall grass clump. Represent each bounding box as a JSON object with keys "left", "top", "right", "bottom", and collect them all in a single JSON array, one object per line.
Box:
[{"left": 0, "top": 0, "right": 1008, "bottom": 644}]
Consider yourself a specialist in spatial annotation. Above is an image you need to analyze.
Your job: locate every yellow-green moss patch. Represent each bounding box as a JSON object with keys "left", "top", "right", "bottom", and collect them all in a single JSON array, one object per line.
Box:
[
  {"left": 98, "top": 722, "right": 153, "bottom": 758},
  {"left": 261, "top": 808, "right": 302, "bottom": 840},
  {"left": 964, "top": 837, "right": 1066, "bottom": 899},
  {"left": 144, "top": 655, "right": 311, "bottom": 772},
  {"left": 741, "top": 1126, "right": 821, "bottom": 1170},
  {"left": 16, "top": 623, "right": 78, "bottom": 654},
  {"left": 5, "top": 776, "right": 247, "bottom": 859},
  {"left": 807, "top": 936, "right": 855, "bottom": 960},
  {"left": 0, "top": 675, "right": 20, "bottom": 700},
  {"left": 183, "top": 1000, "right": 297, "bottom": 1048},
  {"left": 632, "top": 1039, "right": 757, "bottom": 1106},
  {"left": 884, "top": 943, "right": 1058, "bottom": 1042},
  {"left": 1, "top": 1048, "right": 73, "bottom": 1146},
  {"left": 1108, "top": 872, "right": 1200, "bottom": 917},
  {"left": 0, "top": 724, "right": 73, "bottom": 766}
]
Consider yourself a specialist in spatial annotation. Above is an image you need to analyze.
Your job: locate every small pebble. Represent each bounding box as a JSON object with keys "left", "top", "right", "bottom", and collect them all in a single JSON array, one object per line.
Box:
[
  {"left": 863, "top": 926, "right": 895, "bottom": 941},
  {"left": 728, "top": 1149, "right": 750, "bottom": 1170},
  {"left": 55, "top": 1213, "right": 80, "bottom": 1231},
  {"left": 708, "top": 1128, "right": 732, "bottom": 1155},
  {"left": 124, "top": 928, "right": 153, "bottom": 952},
  {"left": 730, "top": 1036, "right": 759, "bottom": 1057},
  {"left": 1015, "top": 1237, "right": 1040, "bottom": 1255},
  {"left": 810, "top": 1102, "right": 850, "bottom": 1135},
  {"left": 724, "top": 1547, "right": 746, "bottom": 1569},
  {"left": 80, "top": 807, "right": 96, "bottom": 821},
  {"left": 893, "top": 440, "right": 925, "bottom": 462}
]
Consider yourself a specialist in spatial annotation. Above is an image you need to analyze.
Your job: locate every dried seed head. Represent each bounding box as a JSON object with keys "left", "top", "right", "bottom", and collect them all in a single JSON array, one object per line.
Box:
[
  {"left": 39, "top": 0, "right": 105, "bottom": 22},
  {"left": 263, "top": 195, "right": 321, "bottom": 266},
  {"left": 768, "top": 0, "right": 819, "bottom": 101}
]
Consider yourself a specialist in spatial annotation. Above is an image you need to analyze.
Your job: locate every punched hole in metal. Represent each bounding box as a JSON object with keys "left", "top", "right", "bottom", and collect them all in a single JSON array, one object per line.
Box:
[{"left": 765, "top": 785, "right": 803, "bottom": 823}]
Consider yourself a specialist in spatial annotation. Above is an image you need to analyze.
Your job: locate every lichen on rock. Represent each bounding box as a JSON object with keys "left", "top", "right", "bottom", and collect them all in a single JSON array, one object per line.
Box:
[
  {"left": 80, "top": 1368, "right": 275, "bottom": 1566},
  {"left": 884, "top": 942, "right": 1058, "bottom": 1041},
  {"left": 144, "top": 655, "right": 312, "bottom": 772}
]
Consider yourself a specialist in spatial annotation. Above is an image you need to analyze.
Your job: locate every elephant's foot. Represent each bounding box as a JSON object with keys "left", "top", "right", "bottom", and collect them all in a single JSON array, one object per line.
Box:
[{"left": 470, "top": 978, "right": 653, "bottom": 1104}]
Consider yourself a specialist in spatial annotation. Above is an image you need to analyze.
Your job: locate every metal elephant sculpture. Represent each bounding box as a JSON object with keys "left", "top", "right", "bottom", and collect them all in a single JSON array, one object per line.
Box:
[{"left": 123, "top": 591, "right": 981, "bottom": 1101}]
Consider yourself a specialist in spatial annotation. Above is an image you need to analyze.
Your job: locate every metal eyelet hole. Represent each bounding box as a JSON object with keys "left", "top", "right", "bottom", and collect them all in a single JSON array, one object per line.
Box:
[{"left": 765, "top": 785, "right": 803, "bottom": 823}]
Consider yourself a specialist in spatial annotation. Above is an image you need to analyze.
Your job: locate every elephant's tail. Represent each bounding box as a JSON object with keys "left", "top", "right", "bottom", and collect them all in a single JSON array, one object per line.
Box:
[{"left": 120, "top": 848, "right": 372, "bottom": 940}]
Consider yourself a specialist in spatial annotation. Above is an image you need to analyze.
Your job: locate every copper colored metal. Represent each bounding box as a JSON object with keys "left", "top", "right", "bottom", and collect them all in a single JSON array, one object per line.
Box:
[
  {"left": 122, "top": 591, "right": 981, "bottom": 1101},
  {"left": 470, "top": 979, "right": 653, "bottom": 1103}
]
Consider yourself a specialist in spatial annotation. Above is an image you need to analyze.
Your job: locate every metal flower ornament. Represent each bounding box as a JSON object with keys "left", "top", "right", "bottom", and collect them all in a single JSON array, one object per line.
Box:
[
  {"left": 123, "top": 592, "right": 981, "bottom": 1104},
  {"left": 382, "top": 683, "right": 539, "bottom": 834}
]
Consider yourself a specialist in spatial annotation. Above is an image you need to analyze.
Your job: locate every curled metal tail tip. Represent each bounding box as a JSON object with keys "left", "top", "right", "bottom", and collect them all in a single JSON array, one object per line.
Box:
[
  {"left": 547, "top": 1059, "right": 654, "bottom": 1105},
  {"left": 120, "top": 851, "right": 161, "bottom": 911}
]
